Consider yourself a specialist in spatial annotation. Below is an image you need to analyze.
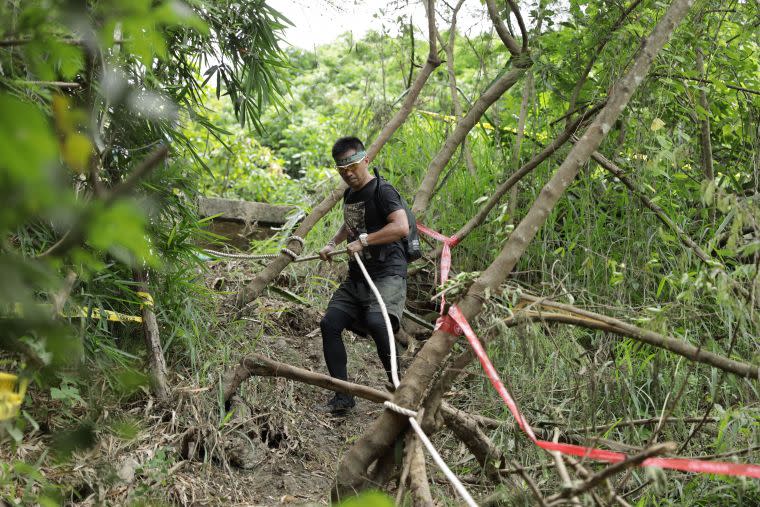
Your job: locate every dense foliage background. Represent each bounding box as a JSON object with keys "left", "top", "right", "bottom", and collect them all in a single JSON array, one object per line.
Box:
[{"left": 1, "top": 0, "right": 758, "bottom": 504}]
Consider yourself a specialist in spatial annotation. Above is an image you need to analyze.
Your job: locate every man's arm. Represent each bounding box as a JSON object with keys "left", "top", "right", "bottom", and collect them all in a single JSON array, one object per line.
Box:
[
  {"left": 319, "top": 224, "right": 349, "bottom": 261},
  {"left": 346, "top": 210, "right": 409, "bottom": 255},
  {"left": 330, "top": 224, "right": 349, "bottom": 246},
  {"left": 365, "top": 210, "right": 409, "bottom": 245}
]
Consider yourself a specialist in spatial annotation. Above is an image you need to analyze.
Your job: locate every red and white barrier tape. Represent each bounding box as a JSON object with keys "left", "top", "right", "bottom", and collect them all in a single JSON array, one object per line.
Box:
[
  {"left": 419, "top": 223, "right": 760, "bottom": 480},
  {"left": 416, "top": 222, "right": 461, "bottom": 329}
]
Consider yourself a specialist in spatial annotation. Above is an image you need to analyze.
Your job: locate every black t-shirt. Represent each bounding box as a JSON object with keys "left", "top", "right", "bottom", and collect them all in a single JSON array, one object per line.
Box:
[{"left": 344, "top": 176, "right": 407, "bottom": 280}]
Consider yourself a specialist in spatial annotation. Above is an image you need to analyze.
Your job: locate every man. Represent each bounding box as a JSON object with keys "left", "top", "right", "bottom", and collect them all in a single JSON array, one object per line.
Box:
[{"left": 318, "top": 136, "right": 409, "bottom": 414}]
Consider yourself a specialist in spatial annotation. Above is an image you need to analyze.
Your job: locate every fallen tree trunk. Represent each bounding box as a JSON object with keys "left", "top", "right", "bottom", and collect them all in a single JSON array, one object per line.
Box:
[
  {"left": 222, "top": 354, "right": 390, "bottom": 405},
  {"left": 334, "top": 0, "right": 694, "bottom": 496},
  {"left": 234, "top": 0, "right": 441, "bottom": 308}
]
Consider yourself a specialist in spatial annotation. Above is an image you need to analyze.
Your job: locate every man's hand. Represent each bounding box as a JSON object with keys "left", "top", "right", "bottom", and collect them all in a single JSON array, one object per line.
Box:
[
  {"left": 319, "top": 243, "right": 335, "bottom": 261},
  {"left": 346, "top": 240, "right": 364, "bottom": 256}
]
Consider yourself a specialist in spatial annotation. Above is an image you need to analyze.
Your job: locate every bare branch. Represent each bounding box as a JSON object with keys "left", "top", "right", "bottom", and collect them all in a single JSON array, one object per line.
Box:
[
  {"left": 13, "top": 80, "right": 82, "bottom": 89},
  {"left": 223, "top": 354, "right": 391, "bottom": 404},
  {"left": 510, "top": 292, "right": 759, "bottom": 379},
  {"left": 485, "top": 0, "right": 522, "bottom": 56},
  {"left": 550, "top": 428, "right": 582, "bottom": 506},
  {"left": 506, "top": 0, "right": 529, "bottom": 53},
  {"left": 546, "top": 443, "right": 676, "bottom": 504}
]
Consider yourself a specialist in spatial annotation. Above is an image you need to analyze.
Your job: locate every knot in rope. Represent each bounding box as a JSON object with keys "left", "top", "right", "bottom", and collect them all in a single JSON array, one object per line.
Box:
[
  {"left": 280, "top": 248, "right": 298, "bottom": 260},
  {"left": 286, "top": 235, "right": 305, "bottom": 248}
]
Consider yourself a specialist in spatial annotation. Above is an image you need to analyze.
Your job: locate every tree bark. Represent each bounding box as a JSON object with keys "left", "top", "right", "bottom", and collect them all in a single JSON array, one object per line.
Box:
[
  {"left": 223, "top": 354, "right": 391, "bottom": 405},
  {"left": 439, "top": 0, "right": 477, "bottom": 176},
  {"left": 134, "top": 269, "right": 169, "bottom": 401},
  {"left": 334, "top": 0, "right": 694, "bottom": 496},
  {"left": 408, "top": 419, "right": 435, "bottom": 507},
  {"left": 234, "top": 0, "right": 441, "bottom": 308},
  {"left": 484, "top": 0, "right": 522, "bottom": 57}
]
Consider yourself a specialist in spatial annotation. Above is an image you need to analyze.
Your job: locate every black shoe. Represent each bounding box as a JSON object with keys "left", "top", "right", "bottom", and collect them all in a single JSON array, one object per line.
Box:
[{"left": 321, "top": 392, "right": 355, "bottom": 415}]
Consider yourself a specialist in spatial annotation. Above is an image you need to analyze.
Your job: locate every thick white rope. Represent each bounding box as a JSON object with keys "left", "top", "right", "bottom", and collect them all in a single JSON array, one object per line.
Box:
[
  {"left": 383, "top": 400, "right": 417, "bottom": 418},
  {"left": 353, "top": 252, "right": 477, "bottom": 507},
  {"left": 203, "top": 247, "right": 347, "bottom": 262}
]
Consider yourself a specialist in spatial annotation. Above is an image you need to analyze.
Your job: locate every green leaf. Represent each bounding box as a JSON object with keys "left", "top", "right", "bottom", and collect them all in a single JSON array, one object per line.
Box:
[
  {"left": 62, "top": 133, "right": 93, "bottom": 173},
  {"left": 51, "top": 43, "right": 84, "bottom": 80},
  {"left": 337, "top": 491, "right": 393, "bottom": 507},
  {"left": 86, "top": 201, "right": 158, "bottom": 266},
  {"left": 0, "top": 95, "right": 57, "bottom": 179}
]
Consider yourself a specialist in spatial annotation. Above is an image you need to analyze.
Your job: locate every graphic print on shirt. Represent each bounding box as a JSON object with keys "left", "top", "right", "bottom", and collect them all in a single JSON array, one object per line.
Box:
[{"left": 344, "top": 201, "right": 366, "bottom": 240}]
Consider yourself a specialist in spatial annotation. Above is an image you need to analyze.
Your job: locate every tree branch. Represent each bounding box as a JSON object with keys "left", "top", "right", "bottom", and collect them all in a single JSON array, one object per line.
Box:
[
  {"left": 546, "top": 443, "right": 676, "bottom": 504},
  {"left": 38, "top": 145, "right": 169, "bottom": 258},
  {"left": 485, "top": 0, "right": 522, "bottom": 56},
  {"left": 234, "top": 0, "right": 441, "bottom": 308},
  {"left": 506, "top": 0, "right": 529, "bottom": 53},
  {"left": 510, "top": 292, "right": 759, "bottom": 380}
]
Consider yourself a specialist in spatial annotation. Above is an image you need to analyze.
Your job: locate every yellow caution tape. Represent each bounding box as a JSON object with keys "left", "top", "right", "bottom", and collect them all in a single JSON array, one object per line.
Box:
[
  {"left": 63, "top": 306, "right": 143, "bottom": 323},
  {"left": 0, "top": 372, "right": 28, "bottom": 421},
  {"left": 12, "top": 292, "right": 153, "bottom": 325},
  {"left": 136, "top": 292, "right": 154, "bottom": 307}
]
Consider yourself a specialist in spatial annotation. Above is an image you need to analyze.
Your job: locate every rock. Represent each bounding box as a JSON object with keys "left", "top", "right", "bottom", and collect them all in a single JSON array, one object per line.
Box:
[{"left": 116, "top": 457, "right": 139, "bottom": 483}]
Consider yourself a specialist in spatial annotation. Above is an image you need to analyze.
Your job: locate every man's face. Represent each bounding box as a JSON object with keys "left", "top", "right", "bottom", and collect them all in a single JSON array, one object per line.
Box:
[{"left": 335, "top": 149, "right": 368, "bottom": 189}]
